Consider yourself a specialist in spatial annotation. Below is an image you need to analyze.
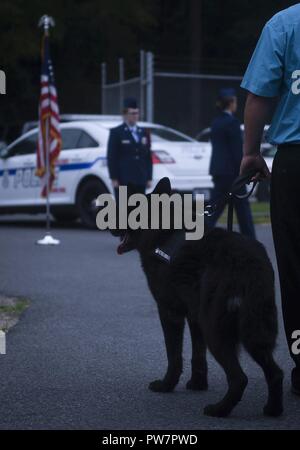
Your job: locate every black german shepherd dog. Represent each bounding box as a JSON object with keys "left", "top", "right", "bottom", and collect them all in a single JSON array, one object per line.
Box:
[{"left": 115, "top": 178, "right": 283, "bottom": 417}]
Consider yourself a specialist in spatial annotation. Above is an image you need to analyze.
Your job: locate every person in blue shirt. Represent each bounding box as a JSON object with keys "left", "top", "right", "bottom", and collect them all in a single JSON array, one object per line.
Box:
[
  {"left": 107, "top": 97, "right": 153, "bottom": 200},
  {"left": 240, "top": 4, "right": 300, "bottom": 396},
  {"left": 207, "top": 88, "right": 256, "bottom": 238}
]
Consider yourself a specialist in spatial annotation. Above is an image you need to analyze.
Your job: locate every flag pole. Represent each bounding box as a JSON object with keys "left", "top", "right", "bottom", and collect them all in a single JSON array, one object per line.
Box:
[
  {"left": 37, "top": 15, "right": 60, "bottom": 246},
  {"left": 43, "top": 18, "right": 51, "bottom": 234}
]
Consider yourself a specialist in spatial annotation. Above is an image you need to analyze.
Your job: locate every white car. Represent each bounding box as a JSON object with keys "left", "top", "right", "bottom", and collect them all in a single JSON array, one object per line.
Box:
[{"left": 0, "top": 117, "right": 213, "bottom": 227}]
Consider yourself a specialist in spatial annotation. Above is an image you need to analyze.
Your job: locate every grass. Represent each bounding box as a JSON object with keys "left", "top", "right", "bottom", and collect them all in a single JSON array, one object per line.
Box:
[
  {"left": 0, "top": 298, "right": 30, "bottom": 315},
  {"left": 0, "top": 297, "right": 30, "bottom": 331},
  {"left": 218, "top": 201, "right": 270, "bottom": 225}
]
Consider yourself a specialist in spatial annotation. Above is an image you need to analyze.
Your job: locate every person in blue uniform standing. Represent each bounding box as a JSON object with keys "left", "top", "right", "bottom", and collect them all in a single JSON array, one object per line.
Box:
[
  {"left": 240, "top": 3, "right": 300, "bottom": 395},
  {"left": 107, "top": 97, "right": 153, "bottom": 202},
  {"left": 207, "top": 88, "right": 256, "bottom": 238}
]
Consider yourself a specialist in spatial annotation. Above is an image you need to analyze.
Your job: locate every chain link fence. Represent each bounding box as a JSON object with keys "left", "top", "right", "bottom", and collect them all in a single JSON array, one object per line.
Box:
[
  {"left": 102, "top": 51, "right": 153, "bottom": 122},
  {"left": 101, "top": 51, "right": 245, "bottom": 138}
]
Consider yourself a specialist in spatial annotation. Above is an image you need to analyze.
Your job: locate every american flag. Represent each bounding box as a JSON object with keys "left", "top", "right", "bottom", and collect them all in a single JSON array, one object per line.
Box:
[{"left": 36, "top": 32, "right": 62, "bottom": 197}]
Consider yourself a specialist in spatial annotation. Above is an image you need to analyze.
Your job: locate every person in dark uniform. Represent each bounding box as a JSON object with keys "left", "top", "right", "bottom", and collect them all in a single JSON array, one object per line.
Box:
[
  {"left": 107, "top": 97, "right": 152, "bottom": 203},
  {"left": 207, "top": 88, "right": 256, "bottom": 238},
  {"left": 240, "top": 4, "right": 300, "bottom": 395}
]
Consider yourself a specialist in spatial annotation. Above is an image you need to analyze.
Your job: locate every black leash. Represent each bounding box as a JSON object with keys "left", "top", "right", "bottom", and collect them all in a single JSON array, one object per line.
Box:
[
  {"left": 154, "top": 171, "right": 258, "bottom": 264},
  {"left": 204, "top": 171, "right": 258, "bottom": 232}
]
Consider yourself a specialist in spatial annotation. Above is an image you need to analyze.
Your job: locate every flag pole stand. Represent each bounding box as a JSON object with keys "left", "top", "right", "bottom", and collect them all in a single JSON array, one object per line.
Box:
[
  {"left": 36, "top": 14, "right": 60, "bottom": 246},
  {"left": 37, "top": 235, "right": 60, "bottom": 245}
]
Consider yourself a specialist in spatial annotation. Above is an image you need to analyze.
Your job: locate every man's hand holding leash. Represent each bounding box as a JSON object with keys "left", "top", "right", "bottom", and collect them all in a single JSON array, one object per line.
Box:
[{"left": 240, "top": 154, "right": 270, "bottom": 183}]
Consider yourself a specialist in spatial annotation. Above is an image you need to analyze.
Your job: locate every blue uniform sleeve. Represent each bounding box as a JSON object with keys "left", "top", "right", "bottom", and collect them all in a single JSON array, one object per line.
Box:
[
  {"left": 241, "top": 23, "right": 286, "bottom": 97},
  {"left": 107, "top": 129, "right": 119, "bottom": 180}
]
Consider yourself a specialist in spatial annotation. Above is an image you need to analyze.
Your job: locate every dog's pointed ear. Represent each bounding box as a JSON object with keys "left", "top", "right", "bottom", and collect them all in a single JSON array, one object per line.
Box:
[{"left": 152, "top": 178, "right": 171, "bottom": 195}]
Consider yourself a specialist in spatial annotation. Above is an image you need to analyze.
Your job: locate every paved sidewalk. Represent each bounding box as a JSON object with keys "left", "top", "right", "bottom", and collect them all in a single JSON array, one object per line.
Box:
[{"left": 0, "top": 221, "right": 298, "bottom": 429}]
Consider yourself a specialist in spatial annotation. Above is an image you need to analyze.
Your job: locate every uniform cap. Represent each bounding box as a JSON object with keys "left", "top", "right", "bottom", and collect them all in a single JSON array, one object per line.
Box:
[
  {"left": 218, "top": 88, "right": 237, "bottom": 98},
  {"left": 123, "top": 97, "right": 138, "bottom": 109}
]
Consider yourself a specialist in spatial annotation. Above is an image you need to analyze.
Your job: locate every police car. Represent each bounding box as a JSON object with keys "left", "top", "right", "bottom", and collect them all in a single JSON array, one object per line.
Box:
[{"left": 0, "top": 117, "right": 213, "bottom": 228}]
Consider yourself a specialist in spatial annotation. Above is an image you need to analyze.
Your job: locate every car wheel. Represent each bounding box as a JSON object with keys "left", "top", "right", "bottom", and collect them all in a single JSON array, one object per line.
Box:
[
  {"left": 77, "top": 179, "right": 107, "bottom": 229},
  {"left": 256, "top": 179, "right": 270, "bottom": 202}
]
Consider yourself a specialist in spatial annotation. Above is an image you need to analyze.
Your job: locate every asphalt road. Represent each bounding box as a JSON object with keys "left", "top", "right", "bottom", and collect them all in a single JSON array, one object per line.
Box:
[{"left": 0, "top": 216, "right": 299, "bottom": 430}]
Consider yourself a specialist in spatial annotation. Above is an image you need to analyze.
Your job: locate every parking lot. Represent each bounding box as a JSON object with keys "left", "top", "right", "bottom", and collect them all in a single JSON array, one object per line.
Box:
[{"left": 0, "top": 217, "right": 299, "bottom": 430}]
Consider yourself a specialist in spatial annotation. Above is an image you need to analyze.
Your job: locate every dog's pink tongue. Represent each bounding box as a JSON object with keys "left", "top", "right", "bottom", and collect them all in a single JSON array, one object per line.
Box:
[
  {"left": 117, "top": 235, "right": 127, "bottom": 255},
  {"left": 117, "top": 242, "right": 125, "bottom": 255}
]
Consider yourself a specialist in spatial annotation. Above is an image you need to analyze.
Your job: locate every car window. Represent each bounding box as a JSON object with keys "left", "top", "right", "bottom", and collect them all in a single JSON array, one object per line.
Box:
[
  {"left": 148, "top": 127, "right": 193, "bottom": 143},
  {"left": 197, "top": 130, "right": 211, "bottom": 142},
  {"left": 5, "top": 129, "right": 99, "bottom": 158},
  {"left": 77, "top": 131, "right": 98, "bottom": 148},
  {"left": 61, "top": 129, "right": 82, "bottom": 150},
  {"left": 7, "top": 132, "right": 38, "bottom": 157},
  {"left": 61, "top": 129, "right": 99, "bottom": 150}
]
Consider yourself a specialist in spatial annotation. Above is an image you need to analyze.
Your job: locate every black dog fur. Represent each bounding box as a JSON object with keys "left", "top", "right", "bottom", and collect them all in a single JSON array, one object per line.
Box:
[{"left": 116, "top": 178, "right": 284, "bottom": 417}]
